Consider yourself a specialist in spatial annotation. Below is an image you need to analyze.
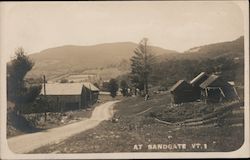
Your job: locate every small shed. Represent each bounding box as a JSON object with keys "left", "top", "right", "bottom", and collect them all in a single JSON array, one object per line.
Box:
[
  {"left": 190, "top": 72, "right": 209, "bottom": 99},
  {"left": 82, "top": 82, "right": 100, "bottom": 107},
  {"left": 170, "top": 80, "right": 197, "bottom": 104},
  {"left": 200, "top": 75, "right": 239, "bottom": 103}
]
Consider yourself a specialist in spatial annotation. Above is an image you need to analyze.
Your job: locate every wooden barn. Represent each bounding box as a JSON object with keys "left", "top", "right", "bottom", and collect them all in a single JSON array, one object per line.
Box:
[
  {"left": 170, "top": 80, "right": 197, "bottom": 104},
  {"left": 40, "top": 82, "right": 99, "bottom": 111},
  {"left": 41, "top": 83, "right": 84, "bottom": 111},
  {"left": 199, "top": 74, "right": 239, "bottom": 103},
  {"left": 190, "top": 72, "right": 209, "bottom": 100}
]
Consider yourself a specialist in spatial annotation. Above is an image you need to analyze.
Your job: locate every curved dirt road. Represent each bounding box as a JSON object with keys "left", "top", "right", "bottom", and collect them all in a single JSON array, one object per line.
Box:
[{"left": 7, "top": 101, "right": 119, "bottom": 154}]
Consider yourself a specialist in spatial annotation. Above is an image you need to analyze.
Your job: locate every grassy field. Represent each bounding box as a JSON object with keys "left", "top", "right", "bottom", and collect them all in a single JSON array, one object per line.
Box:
[{"left": 31, "top": 92, "right": 244, "bottom": 153}]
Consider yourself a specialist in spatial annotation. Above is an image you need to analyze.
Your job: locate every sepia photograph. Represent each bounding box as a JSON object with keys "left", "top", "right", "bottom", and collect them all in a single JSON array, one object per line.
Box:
[{"left": 0, "top": 0, "right": 249, "bottom": 159}]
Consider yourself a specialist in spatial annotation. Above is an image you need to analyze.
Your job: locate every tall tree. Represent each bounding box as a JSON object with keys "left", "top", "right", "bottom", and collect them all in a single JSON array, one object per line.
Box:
[
  {"left": 130, "top": 38, "right": 155, "bottom": 94},
  {"left": 7, "top": 48, "right": 41, "bottom": 113},
  {"left": 108, "top": 78, "right": 119, "bottom": 98}
]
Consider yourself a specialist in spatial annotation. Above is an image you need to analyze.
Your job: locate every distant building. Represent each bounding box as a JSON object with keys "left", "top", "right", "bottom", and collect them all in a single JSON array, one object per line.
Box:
[
  {"left": 41, "top": 82, "right": 99, "bottom": 111},
  {"left": 100, "top": 80, "right": 110, "bottom": 91},
  {"left": 200, "top": 75, "right": 239, "bottom": 103},
  {"left": 67, "top": 74, "right": 98, "bottom": 83},
  {"left": 170, "top": 80, "right": 197, "bottom": 104}
]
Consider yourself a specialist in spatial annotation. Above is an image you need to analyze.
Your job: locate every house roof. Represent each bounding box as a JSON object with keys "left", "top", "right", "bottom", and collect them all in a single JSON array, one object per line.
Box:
[
  {"left": 199, "top": 74, "right": 230, "bottom": 89},
  {"left": 41, "top": 82, "right": 99, "bottom": 96},
  {"left": 228, "top": 81, "right": 235, "bottom": 86},
  {"left": 200, "top": 75, "right": 219, "bottom": 89},
  {"left": 170, "top": 80, "right": 187, "bottom": 92},
  {"left": 190, "top": 72, "right": 208, "bottom": 85},
  {"left": 41, "top": 83, "right": 84, "bottom": 95},
  {"left": 83, "top": 82, "right": 99, "bottom": 91}
]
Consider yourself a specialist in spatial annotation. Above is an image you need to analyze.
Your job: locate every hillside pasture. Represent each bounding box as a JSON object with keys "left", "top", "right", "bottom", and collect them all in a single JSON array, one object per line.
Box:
[{"left": 31, "top": 92, "right": 244, "bottom": 153}]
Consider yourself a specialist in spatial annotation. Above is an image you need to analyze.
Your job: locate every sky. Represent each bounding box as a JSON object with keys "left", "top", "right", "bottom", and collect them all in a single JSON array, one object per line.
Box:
[{"left": 0, "top": 1, "right": 246, "bottom": 59}]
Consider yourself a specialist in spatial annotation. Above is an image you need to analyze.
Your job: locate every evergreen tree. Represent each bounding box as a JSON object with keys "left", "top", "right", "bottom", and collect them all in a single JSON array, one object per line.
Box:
[
  {"left": 130, "top": 38, "right": 155, "bottom": 94},
  {"left": 7, "top": 48, "right": 41, "bottom": 113}
]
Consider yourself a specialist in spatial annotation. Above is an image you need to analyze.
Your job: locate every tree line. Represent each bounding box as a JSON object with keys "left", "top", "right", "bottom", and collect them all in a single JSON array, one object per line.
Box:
[{"left": 150, "top": 55, "right": 244, "bottom": 89}]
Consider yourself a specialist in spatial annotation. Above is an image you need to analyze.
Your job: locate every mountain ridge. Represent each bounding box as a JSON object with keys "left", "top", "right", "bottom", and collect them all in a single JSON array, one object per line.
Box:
[
  {"left": 28, "top": 42, "right": 179, "bottom": 79},
  {"left": 27, "top": 36, "right": 244, "bottom": 80},
  {"left": 182, "top": 36, "right": 244, "bottom": 58}
]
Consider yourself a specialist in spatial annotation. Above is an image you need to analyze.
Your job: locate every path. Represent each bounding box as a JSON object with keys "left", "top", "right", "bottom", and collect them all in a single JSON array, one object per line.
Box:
[{"left": 7, "top": 101, "right": 119, "bottom": 154}]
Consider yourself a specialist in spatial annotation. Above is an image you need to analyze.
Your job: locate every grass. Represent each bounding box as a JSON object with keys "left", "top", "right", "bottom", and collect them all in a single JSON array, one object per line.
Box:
[
  {"left": 7, "top": 104, "right": 94, "bottom": 138},
  {"left": 7, "top": 94, "right": 119, "bottom": 138},
  {"left": 30, "top": 92, "right": 244, "bottom": 153},
  {"left": 114, "top": 92, "right": 171, "bottom": 117}
]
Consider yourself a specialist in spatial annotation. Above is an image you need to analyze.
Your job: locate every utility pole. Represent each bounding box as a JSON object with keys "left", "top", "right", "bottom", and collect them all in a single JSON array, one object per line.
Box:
[
  {"left": 43, "top": 75, "right": 46, "bottom": 95},
  {"left": 84, "top": 86, "right": 87, "bottom": 108},
  {"left": 89, "top": 84, "right": 92, "bottom": 106},
  {"left": 43, "top": 75, "right": 47, "bottom": 121}
]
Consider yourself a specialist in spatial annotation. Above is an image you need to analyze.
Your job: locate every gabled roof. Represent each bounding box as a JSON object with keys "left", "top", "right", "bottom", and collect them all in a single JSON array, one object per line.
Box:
[
  {"left": 41, "top": 83, "right": 84, "bottom": 95},
  {"left": 228, "top": 81, "right": 235, "bottom": 86},
  {"left": 190, "top": 72, "right": 208, "bottom": 85},
  {"left": 170, "top": 80, "right": 191, "bottom": 93},
  {"left": 200, "top": 75, "right": 219, "bottom": 89},
  {"left": 200, "top": 74, "right": 229, "bottom": 89},
  {"left": 83, "top": 82, "right": 99, "bottom": 91}
]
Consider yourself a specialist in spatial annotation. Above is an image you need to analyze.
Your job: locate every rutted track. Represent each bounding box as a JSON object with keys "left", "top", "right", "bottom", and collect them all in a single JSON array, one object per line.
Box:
[
  {"left": 155, "top": 101, "right": 244, "bottom": 127},
  {"left": 7, "top": 101, "right": 119, "bottom": 153}
]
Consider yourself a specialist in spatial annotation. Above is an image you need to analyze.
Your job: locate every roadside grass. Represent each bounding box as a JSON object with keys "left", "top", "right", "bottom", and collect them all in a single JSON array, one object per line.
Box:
[
  {"left": 31, "top": 118, "right": 243, "bottom": 153},
  {"left": 7, "top": 103, "right": 95, "bottom": 138},
  {"left": 114, "top": 92, "right": 171, "bottom": 117},
  {"left": 31, "top": 92, "right": 244, "bottom": 153},
  {"left": 7, "top": 109, "right": 93, "bottom": 138},
  {"left": 7, "top": 94, "right": 120, "bottom": 138}
]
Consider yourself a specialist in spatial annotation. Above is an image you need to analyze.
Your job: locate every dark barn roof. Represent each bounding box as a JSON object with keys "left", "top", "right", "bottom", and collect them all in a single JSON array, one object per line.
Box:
[
  {"left": 200, "top": 74, "right": 229, "bottom": 89},
  {"left": 170, "top": 80, "right": 192, "bottom": 94},
  {"left": 170, "top": 80, "right": 198, "bottom": 104},
  {"left": 190, "top": 72, "right": 209, "bottom": 87},
  {"left": 170, "top": 80, "right": 184, "bottom": 92}
]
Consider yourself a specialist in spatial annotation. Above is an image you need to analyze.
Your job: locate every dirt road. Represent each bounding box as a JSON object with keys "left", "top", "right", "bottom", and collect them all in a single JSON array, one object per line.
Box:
[{"left": 7, "top": 101, "right": 119, "bottom": 154}]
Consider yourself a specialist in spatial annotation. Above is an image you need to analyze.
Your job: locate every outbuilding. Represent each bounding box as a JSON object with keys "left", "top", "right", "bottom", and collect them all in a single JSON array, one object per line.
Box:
[
  {"left": 200, "top": 74, "right": 239, "bottom": 103},
  {"left": 170, "top": 80, "right": 197, "bottom": 104}
]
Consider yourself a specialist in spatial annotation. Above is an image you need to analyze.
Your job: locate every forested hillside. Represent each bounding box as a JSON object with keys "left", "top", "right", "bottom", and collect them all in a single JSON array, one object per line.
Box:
[
  {"left": 27, "top": 36, "right": 244, "bottom": 87},
  {"left": 151, "top": 36, "right": 244, "bottom": 88}
]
